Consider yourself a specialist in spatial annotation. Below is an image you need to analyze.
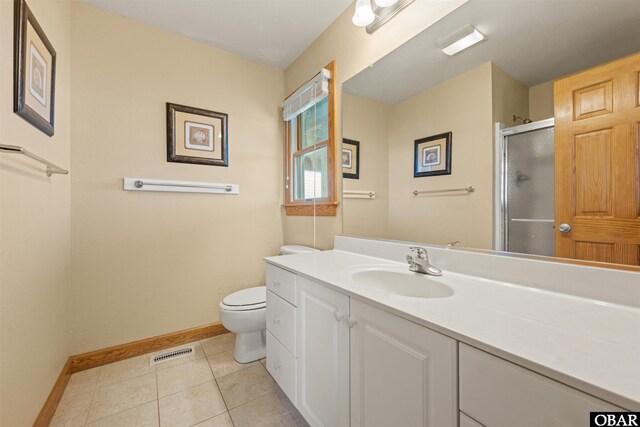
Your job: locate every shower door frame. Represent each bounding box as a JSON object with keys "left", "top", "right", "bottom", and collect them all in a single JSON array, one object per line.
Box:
[{"left": 493, "top": 118, "right": 555, "bottom": 252}]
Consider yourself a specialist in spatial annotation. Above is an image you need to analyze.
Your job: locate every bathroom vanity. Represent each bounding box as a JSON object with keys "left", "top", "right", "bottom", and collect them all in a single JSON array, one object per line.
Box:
[{"left": 264, "top": 236, "right": 640, "bottom": 427}]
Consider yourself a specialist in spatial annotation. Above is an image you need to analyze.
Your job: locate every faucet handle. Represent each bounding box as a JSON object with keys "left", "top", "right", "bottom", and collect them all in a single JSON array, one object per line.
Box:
[{"left": 409, "top": 246, "right": 428, "bottom": 259}]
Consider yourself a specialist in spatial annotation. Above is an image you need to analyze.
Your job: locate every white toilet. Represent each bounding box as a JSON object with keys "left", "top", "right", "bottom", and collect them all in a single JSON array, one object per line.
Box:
[{"left": 219, "top": 245, "right": 316, "bottom": 363}]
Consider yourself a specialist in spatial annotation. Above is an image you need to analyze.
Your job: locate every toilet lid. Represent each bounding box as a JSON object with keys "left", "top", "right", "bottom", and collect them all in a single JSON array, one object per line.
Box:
[{"left": 222, "top": 286, "right": 266, "bottom": 307}]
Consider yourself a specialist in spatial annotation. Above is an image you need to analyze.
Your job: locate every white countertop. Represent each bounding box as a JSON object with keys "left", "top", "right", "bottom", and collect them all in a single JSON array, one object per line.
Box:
[{"left": 265, "top": 249, "right": 640, "bottom": 411}]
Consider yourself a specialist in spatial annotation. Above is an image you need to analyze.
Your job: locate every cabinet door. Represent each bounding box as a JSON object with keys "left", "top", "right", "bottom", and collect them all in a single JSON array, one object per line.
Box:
[
  {"left": 296, "top": 277, "right": 350, "bottom": 427},
  {"left": 350, "top": 299, "right": 457, "bottom": 427}
]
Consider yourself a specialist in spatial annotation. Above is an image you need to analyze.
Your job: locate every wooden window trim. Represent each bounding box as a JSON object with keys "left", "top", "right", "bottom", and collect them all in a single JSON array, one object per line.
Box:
[{"left": 283, "top": 61, "right": 338, "bottom": 216}]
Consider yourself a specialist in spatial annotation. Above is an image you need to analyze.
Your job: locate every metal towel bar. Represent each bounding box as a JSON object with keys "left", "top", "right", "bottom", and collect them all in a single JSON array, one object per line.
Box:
[
  {"left": 123, "top": 178, "right": 239, "bottom": 195},
  {"left": 343, "top": 190, "right": 376, "bottom": 199},
  {"left": 0, "top": 143, "right": 69, "bottom": 177},
  {"left": 134, "top": 180, "right": 232, "bottom": 192},
  {"left": 413, "top": 186, "right": 474, "bottom": 196}
]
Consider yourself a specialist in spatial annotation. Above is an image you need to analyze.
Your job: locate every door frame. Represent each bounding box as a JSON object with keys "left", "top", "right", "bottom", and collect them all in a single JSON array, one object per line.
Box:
[{"left": 493, "top": 118, "right": 555, "bottom": 252}]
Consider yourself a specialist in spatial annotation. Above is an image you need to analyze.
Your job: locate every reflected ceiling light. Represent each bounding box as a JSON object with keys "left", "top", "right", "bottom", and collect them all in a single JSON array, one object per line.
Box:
[
  {"left": 354, "top": 0, "right": 416, "bottom": 34},
  {"left": 437, "top": 24, "right": 485, "bottom": 56},
  {"left": 352, "top": 0, "right": 375, "bottom": 27},
  {"left": 374, "top": 0, "right": 399, "bottom": 7}
]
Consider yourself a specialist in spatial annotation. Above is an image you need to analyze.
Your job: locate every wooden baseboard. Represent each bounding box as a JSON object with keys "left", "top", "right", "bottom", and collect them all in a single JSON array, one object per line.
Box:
[
  {"left": 69, "top": 323, "right": 228, "bottom": 373},
  {"left": 33, "top": 358, "right": 72, "bottom": 427}
]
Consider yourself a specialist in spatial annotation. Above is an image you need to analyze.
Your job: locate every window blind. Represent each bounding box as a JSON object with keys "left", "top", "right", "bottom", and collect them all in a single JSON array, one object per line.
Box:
[{"left": 282, "top": 68, "right": 331, "bottom": 121}]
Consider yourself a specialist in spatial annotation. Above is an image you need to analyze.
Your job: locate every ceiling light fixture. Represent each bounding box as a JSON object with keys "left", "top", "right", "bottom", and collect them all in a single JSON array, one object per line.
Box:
[
  {"left": 352, "top": 0, "right": 375, "bottom": 27},
  {"left": 437, "top": 24, "right": 485, "bottom": 56},
  {"left": 352, "top": 0, "right": 415, "bottom": 34}
]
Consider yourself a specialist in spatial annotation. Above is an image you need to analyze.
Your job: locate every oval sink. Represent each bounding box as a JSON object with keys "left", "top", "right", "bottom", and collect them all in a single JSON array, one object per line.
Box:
[{"left": 348, "top": 267, "right": 454, "bottom": 299}]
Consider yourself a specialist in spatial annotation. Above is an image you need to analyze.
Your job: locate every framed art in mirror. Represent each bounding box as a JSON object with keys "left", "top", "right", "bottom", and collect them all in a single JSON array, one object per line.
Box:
[
  {"left": 414, "top": 132, "right": 452, "bottom": 178},
  {"left": 14, "top": 0, "right": 56, "bottom": 136},
  {"left": 166, "top": 102, "right": 228, "bottom": 167},
  {"left": 342, "top": 139, "right": 360, "bottom": 179}
]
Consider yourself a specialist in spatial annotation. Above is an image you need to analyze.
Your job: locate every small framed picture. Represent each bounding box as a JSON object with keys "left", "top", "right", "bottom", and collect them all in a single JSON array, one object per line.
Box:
[
  {"left": 342, "top": 139, "right": 360, "bottom": 179},
  {"left": 414, "top": 132, "right": 452, "bottom": 177},
  {"left": 167, "top": 103, "right": 228, "bottom": 167},
  {"left": 14, "top": 0, "right": 57, "bottom": 136}
]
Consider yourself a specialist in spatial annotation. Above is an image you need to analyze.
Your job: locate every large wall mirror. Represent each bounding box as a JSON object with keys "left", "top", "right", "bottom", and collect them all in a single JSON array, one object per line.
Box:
[{"left": 341, "top": 0, "right": 640, "bottom": 269}]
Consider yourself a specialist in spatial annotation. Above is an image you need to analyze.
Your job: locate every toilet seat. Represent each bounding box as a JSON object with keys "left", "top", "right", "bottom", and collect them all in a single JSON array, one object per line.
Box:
[{"left": 220, "top": 286, "right": 266, "bottom": 312}]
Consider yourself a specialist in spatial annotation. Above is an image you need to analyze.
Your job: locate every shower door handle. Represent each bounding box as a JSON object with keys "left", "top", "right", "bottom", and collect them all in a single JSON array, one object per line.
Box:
[{"left": 558, "top": 223, "right": 571, "bottom": 233}]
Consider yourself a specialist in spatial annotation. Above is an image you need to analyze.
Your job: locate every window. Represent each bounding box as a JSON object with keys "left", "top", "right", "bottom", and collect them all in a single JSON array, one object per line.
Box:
[{"left": 283, "top": 61, "right": 337, "bottom": 216}]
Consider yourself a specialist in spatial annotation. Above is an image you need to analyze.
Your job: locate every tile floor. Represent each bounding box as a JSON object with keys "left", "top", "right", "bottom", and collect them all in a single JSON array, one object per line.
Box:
[{"left": 51, "top": 333, "right": 308, "bottom": 427}]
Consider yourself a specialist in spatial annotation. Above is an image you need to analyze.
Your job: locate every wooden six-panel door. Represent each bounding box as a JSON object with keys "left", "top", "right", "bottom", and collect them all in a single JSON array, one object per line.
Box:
[{"left": 554, "top": 52, "right": 640, "bottom": 266}]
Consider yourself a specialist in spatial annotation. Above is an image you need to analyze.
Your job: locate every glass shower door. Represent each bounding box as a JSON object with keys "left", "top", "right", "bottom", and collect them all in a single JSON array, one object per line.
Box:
[{"left": 504, "top": 125, "right": 555, "bottom": 257}]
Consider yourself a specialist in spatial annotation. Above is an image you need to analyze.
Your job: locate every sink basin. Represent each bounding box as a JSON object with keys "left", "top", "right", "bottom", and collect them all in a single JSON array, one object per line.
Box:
[{"left": 347, "top": 266, "right": 454, "bottom": 299}]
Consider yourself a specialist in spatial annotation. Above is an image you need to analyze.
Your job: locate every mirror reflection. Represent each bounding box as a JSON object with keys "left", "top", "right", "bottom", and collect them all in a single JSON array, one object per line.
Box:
[{"left": 341, "top": 0, "right": 640, "bottom": 267}]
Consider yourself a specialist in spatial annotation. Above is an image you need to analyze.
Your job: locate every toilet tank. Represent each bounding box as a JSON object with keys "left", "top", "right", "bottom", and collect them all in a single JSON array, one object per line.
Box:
[{"left": 280, "top": 245, "right": 317, "bottom": 255}]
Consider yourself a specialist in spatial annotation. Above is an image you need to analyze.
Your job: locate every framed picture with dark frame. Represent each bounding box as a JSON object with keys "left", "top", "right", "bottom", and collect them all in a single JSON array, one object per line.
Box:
[
  {"left": 414, "top": 132, "right": 452, "bottom": 178},
  {"left": 167, "top": 102, "right": 229, "bottom": 167},
  {"left": 14, "top": 0, "right": 57, "bottom": 136},
  {"left": 342, "top": 138, "right": 360, "bottom": 179}
]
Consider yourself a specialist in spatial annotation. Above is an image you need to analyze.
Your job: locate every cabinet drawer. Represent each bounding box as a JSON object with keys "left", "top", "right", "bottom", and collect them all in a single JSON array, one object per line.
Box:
[
  {"left": 266, "top": 331, "right": 296, "bottom": 405},
  {"left": 266, "top": 290, "right": 296, "bottom": 355},
  {"left": 459, "top": 344, "right": 623, "bottom": 427},
  {"left": 266, "top": 264, "right": 297, "bottom": 306}
]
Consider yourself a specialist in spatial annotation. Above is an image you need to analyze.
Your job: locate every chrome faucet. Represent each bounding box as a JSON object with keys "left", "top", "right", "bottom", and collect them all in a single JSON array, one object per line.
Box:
[{"left": 406, "top": 246, "right": 442, "bottom": 276}]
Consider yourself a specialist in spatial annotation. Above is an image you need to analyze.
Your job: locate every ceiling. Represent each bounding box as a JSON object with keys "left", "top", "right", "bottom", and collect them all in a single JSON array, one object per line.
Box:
[
  {"left": 344, "top": 0, "right": 640, "bottom": 104},
  {"left": 81, "top": 0, "right": 352, "bottom": 69}
]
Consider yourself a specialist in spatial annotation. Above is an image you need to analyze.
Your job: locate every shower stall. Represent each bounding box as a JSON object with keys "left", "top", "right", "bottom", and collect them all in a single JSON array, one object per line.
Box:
[{"left": 494, "top": 118, "right": 555, "bottom": 257}]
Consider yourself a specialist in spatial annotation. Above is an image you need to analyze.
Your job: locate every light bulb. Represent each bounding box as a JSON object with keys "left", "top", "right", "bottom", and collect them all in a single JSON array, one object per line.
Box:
[
  {"left": 374, "top": 0, "right": 398, "bottom": 7},
  {"left": 352, "top": 0, "right": 375, "bottom": 26}
]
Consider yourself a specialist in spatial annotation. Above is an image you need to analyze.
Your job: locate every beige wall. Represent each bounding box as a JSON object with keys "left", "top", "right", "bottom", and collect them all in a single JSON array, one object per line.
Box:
[
  {"left": 387, "top": 63, "right": 494, "bottom": 248},
  {"left": 342, "top": 92, "right": 390, "bottom": 238},
  {"left": 492, "top": 63, "right": 529, "bottom": 126},
  {"left": 283, "top": 0, "right": 468, "bottom": 249},
  {"left": 69, "top": 3, "right": 284, "bottom": 353},
  {"left": 0, "top": 1, "right": 71, "bottom": 425},
  {"left": 529, "top": 80, "right": 554, "bottom": 121}
]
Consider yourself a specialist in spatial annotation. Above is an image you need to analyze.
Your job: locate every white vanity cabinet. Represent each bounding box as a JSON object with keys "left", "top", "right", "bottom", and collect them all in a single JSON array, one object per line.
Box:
[
  {"left": 350, "top": 299, "right": 458, "bottom": 427},
  {"left": 265, "top": 261, "right": 628, "bottom": 427},
  {"left": 296, "top": 276, "right": 350, "bottom": 427}
]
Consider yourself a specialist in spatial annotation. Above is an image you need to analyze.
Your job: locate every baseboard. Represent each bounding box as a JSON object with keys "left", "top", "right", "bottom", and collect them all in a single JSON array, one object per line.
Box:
[
  {"left": 69, "top": 322, "right": 228, "bottom": 373},
  {"left": 33, "top": 358, "right": 72, "bottom": 427}
]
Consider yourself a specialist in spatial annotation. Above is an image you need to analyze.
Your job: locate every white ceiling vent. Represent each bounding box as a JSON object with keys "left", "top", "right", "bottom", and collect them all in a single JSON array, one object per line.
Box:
[{"left": 150, "top": 345, "right": 194, "bottom": 366}]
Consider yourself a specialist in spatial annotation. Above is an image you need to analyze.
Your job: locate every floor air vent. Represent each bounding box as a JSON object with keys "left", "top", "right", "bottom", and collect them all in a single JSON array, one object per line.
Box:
[{"left": 150, "top": 345, "right": 194, "bottom": 366}]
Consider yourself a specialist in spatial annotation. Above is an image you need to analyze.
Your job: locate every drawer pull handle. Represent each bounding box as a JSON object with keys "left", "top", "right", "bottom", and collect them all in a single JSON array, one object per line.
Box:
[
  {"left": 333, "top": 310, "right": 344, "bottom": 322},
  {"left": 347, "top": 316, "right": 357, "bottom": 328},
  {"left": 272, "top": 316, "right": 281, "bottom": 325}
]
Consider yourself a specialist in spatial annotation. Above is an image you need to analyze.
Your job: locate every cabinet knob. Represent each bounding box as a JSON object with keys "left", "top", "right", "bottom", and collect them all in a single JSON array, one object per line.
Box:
[
  {"left": 273, "top": 280, "right": 281, "bottom": 287},
  {"left": 273, "top": 360, "right": 281, "bottom": 370},
  {"left": 347, "top": 316, "right": 357, "bottom": 328},
  {"left": 272, "top": 316, "right": 280, "bottom": 325},
  {"left": 333, "top": 310, "right": 344, "bottom": 322}
]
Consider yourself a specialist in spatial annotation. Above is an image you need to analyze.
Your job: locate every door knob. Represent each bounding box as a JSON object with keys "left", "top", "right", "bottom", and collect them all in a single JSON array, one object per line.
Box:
[{"left": 558, "top": 223, "right": 571, "bottom": 233}]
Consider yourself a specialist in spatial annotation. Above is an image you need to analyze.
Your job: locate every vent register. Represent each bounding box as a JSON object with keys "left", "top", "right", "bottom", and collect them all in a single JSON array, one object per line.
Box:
[{"left": 150, "top": 345, "right": 195, "bottom": 366}]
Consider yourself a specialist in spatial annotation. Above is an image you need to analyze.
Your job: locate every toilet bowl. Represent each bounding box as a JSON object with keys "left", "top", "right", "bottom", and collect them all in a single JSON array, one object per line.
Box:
[
  {"left": 219, "top": 245, "right": 316, "bottom": 363},
  {"left": 219, "top": 286, "right": 267, "bottom": 363}
]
